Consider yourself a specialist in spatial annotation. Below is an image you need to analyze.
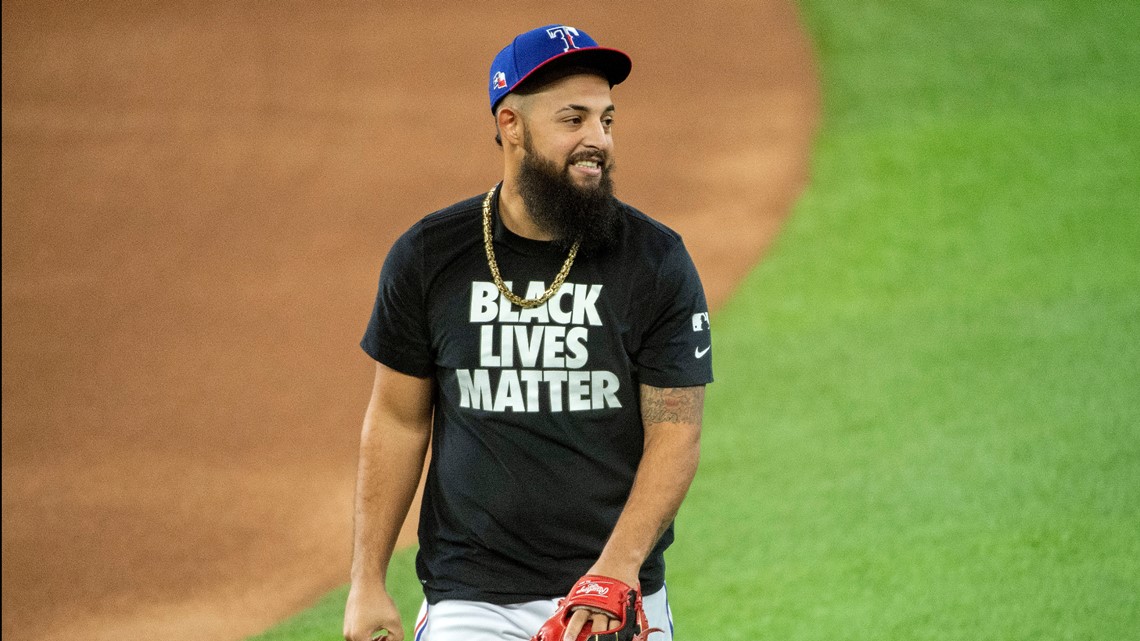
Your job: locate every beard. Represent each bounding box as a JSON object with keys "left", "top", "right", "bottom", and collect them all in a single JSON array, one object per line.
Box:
[{"left": 516, "top": 130, "right": 621, "bottom": 254}]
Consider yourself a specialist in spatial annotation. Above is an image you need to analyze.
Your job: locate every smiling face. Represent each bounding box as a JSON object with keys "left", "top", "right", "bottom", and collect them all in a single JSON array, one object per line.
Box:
[
  {"left": 515, "top": 71, "right": 616, "bottom": 191},
  {"left": 499, "top": 70, "right": 622, "bottom": 251}
]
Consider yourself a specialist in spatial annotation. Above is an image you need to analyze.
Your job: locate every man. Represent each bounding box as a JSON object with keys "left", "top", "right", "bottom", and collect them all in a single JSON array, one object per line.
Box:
[{"left": 344, "top": 24, "right": 712, "bottom": 641}]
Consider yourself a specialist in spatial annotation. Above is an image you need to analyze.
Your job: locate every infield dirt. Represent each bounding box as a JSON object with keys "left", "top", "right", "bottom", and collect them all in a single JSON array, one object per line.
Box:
[{"left": 2, "top": 2, "right": 817, "bottom": 639}]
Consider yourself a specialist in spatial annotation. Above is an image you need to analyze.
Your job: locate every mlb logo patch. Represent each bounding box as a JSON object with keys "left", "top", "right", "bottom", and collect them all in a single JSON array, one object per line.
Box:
[
  {"left": 492, "top": 71, "right": 507, "bottom": 90},
  {"left": 692, "top": 312, "right": 710, "bottom": 331}
]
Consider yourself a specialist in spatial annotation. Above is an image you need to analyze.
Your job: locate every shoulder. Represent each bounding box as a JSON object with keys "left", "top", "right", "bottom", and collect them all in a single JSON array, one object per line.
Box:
[
  {"left": 380, "top": 193, "right": 484, "bottom": 271},
  {"left": 612, "top": 201, "right": 704, "bottom": 296},
  {"left": 387, "top": 192, "right": 485, "bottom": 257},
  {"left": 614, "top": 200, "right": 691, "bottom": 267},
  {"left": 406, "top": 193, "right": 484, "bottom": 238},
  {"left": 617, "top": 200, "right": 684, "bottom": 246}
]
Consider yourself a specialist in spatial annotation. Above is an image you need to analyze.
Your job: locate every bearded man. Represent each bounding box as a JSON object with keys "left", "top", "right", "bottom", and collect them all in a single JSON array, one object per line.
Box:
[{"left": 344, "top": 24, "right": 712, "bottom": 641}]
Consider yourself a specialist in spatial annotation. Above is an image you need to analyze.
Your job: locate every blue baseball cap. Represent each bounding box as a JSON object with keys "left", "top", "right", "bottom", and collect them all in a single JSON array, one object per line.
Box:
[{"left": 489, "top": 24, "right": 632, "bottom": 113}]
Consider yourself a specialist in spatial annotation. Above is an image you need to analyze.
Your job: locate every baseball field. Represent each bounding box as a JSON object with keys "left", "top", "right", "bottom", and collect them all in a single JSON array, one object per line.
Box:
[
  {"left": 248, "top": 0, "right": 1140, "bottom": 639},
  {"left": 3, "top": 0, "right": 1138, "bottom": 640},
  {"left": 4, "top": 1, "right": 813, "bottom": 639}
]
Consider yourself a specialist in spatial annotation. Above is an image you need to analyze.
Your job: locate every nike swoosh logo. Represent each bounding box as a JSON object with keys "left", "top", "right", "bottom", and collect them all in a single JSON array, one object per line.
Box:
[{"left": 694, "top": 346, "right": 711, "bottom": 359}]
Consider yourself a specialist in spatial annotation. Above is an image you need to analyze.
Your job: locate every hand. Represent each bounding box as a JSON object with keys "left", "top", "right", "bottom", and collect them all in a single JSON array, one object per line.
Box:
[
  {"left": 532, "top": 574, "right": 648, "bottom": 641},
  {"left": 343, "top": 583, "right": 403, "bottom": 641},
  {"left": 563, "top": 606, "right": 619, "bottom": 641},
  {"left": 559, "top": 562, "right": 639, "bottom": 640}
]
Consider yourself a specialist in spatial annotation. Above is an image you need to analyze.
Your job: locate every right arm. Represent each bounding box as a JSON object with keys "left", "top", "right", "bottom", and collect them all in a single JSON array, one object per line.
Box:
[{"left": 343, "top": 362, "right": 434, "bottom": 641}]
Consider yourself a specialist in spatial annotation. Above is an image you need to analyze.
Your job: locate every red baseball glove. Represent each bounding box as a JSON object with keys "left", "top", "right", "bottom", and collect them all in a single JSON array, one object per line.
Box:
[{"left": 531, "top": 574, "right": 662, "bottom": 641}]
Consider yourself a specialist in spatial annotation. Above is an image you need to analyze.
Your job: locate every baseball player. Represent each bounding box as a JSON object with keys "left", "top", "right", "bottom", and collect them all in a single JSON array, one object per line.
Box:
[{"left": 344, "top": 24, "right": 712, "bottom": 641}]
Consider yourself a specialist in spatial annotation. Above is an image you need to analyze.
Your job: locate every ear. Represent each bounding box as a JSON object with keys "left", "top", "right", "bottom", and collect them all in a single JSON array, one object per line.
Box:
[{"left": 497, "top": 106, "right": 525, "bottom": 148}]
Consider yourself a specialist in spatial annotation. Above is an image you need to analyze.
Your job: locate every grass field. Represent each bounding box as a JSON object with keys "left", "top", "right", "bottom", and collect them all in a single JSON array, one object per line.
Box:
[{"left": 250, "top": 0, "right": 1140, "bottom": 638}]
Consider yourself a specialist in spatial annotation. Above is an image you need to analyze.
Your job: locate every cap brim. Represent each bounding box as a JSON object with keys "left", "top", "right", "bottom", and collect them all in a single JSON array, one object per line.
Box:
[{"left": 509, "top": 47, "right": 632, "bottom": 97}]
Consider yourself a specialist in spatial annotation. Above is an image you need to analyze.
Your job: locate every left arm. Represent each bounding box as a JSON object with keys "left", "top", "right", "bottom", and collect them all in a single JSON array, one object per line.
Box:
[{"left": 566, "top": 383, "right": 704, "bottom": 637}]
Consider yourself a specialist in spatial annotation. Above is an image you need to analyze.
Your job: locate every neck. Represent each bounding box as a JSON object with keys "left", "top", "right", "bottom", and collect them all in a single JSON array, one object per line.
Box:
[{"left": 499, "top": 172, "right": 555, "bottom": 242}]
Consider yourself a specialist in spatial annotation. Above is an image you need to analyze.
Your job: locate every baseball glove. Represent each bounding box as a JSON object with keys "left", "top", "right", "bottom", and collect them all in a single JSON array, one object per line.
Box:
[{"left": 531, "top": 574, "right": 662, "bottom": 641}]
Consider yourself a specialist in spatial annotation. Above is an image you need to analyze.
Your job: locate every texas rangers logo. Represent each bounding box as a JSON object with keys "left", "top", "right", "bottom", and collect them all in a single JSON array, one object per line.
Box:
[
  {"left": 492, "top": 71, "right": 507, "bottom": 90},
  {"left": 546, "top": 26, "right": 581, "bottom": 52}
]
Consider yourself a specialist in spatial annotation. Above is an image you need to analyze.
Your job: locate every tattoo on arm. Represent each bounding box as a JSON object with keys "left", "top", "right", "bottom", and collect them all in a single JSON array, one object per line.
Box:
[{"left": 640, "top": 385, "right": 705, "bottom": 426}]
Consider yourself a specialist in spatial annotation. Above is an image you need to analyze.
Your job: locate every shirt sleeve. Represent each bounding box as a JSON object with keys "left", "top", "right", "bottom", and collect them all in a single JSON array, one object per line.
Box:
[
  {"left": 635, "top": 241, "right": 714, "bottom": 388},
  {"left": 360, "top": 225, "right": 435, "bottom": 377}
]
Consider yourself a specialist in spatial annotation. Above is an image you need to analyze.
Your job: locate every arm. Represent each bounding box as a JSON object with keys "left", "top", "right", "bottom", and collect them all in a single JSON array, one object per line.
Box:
[
  {"left": 566, "top": 384, "right": 704, "bottom": 638},
  {"left": 344, "top": 362, "right": 434, "bottom": 641}
]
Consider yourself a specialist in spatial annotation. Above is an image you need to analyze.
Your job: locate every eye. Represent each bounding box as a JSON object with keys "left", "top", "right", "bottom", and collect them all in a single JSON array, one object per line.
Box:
[{"left": 602, "top": 116, "right": 615, "bottom": 128}]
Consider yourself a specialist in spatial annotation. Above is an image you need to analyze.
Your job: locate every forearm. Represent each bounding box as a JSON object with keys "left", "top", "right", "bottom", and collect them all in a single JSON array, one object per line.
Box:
[
  {"left": 350, "top": 412, "right": 430, "bottom": 586},
  {"left": 591, "top": 385, "right": 704, "bottom": 585}
]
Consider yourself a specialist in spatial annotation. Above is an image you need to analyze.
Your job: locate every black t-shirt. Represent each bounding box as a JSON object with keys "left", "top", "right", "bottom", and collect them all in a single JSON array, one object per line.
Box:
[{"left": 362, "top": 186, "right": 714, "bottom": 604}]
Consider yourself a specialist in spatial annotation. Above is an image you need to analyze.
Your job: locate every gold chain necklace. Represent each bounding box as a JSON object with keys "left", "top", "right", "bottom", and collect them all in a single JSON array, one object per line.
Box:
[{"left": 482, "top": 185, "right": 580, "bottom": 309}]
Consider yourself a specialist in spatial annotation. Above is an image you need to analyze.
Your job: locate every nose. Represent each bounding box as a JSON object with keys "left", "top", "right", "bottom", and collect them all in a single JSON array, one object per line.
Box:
[{"left": 581, "top": 117, "right": 612, "bottom": 153}]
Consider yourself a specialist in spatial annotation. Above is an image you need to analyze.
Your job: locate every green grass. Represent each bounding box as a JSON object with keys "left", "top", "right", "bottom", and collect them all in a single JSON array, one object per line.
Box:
[
  {"left": 246, "top": 549, "right": 422, "bottom": 641},
  {"left": 250, "top": 0, "right": 1140, "bottom": 639},
  {"left": 668, "top": 0, "right": 1139, "bottom": 638}
]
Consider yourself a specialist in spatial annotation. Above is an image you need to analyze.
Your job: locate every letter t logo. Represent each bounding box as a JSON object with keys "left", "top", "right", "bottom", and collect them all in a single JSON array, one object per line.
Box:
[{"left": 546, "top": 26, "right": 581, "bottom": 52}]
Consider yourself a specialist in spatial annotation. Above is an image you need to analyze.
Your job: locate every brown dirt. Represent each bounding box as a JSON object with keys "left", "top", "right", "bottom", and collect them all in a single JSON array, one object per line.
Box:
[{"left": 1, "top": 2, "right": 818, "bottom": 640}]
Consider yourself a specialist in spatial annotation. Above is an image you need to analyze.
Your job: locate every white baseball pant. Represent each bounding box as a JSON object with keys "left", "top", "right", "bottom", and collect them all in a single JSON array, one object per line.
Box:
[{"left": 410, "top": 585, "right": 674, "bottom": 641}]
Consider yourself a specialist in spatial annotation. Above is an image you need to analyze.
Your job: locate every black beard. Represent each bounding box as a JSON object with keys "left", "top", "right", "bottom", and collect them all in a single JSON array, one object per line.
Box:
[{"left": 516, "top": 133, "right": 621, "bottom": 254}]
